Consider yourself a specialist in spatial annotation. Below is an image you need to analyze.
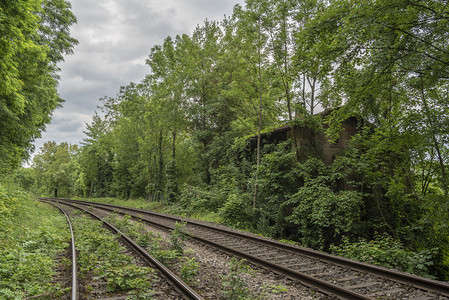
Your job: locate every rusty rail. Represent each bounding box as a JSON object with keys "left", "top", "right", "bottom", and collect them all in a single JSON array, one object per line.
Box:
[
  {"left": 41, "top": 201, "right": 78, "bottom": 300},
  {"left": 42, "top": 198, "right": 203, "bottom": 300}
]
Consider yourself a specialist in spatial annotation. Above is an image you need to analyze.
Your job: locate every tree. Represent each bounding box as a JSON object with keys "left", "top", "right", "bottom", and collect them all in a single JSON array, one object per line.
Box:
[
  {"left": 146, "top": 37, "right": 189, "bottom": 200},
  {"left": 183, "top": 20, "right": 237, "bottom": 185},
  {"left": 298, "top": 0, "right": 449, "bottom": 276},
  {"left": 292, "top": 0, "right": 330, "bottom": 114},
  {"left": 0, "top": 0, "right": 78, "bottom": 172},
  {"left": 32, "top": 141, "right": 80, "bottom": 197},
  {"left": 302, "top": 0, "right": 449, "bottom": 194},
  {"left": 79, "top": 112, "right": 113, "bottom": 197},
  {"left": 231, "top": 3, "right": 274, "bottom": 209}
]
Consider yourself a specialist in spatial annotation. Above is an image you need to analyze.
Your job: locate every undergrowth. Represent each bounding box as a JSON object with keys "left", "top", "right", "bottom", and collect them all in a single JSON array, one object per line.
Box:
[
  {"left": 72, "top": 213, "right": 154, "bottom": 298},
  {"left": 0, "top": 179, "right": 70, "bottom": 299},
  {"left": 330, "top": 233, "right": 436, "bottom": 278}
]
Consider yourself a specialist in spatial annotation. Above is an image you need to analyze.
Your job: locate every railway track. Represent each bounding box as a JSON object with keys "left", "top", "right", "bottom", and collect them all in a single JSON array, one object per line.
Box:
[
  {"left": 41, "top": 199, "right": 203, "bottom": 300},
  {"left": 45, "top": 201, "right": 78, "bottom": 299},
  {"left": 43, "top": 197, "right": 449, "bottom": 300}
]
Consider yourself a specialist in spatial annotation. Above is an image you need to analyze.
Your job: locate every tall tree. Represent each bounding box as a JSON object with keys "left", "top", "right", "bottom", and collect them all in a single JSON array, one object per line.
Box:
[
  {"left": 0, "top": 0, "right": 78, "bottom": 172},
  {"left": 146, "top": 36, "right": 188, "bottom": 200},
  {"left": 298, "top": 0, "right": 449, "bottom": 261},
  {"left": 292, "top": 0, "right": 330, "bottom": 114},
  {"left": 79, "top": 112, "right": 113, "bottom": 197},
  {"left": 303, "top": 0, "right": 449, "bottom": 194},
  {"left": 232, "top": 2, "right": 273, "bottom": 208},
  {"left": 184, "top": 20, "right": 235, "bottom": 184}
]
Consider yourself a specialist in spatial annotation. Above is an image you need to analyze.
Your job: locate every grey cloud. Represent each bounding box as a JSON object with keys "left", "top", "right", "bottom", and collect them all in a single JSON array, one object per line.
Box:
[
  {"left": 31, "top": 0, "right": 244, "bottom": 159},
  {"left": 55, "top": 120, "right": 83, "bottom": 133}
]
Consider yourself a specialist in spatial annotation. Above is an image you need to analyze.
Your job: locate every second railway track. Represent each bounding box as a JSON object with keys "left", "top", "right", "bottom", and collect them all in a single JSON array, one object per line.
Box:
[
  {"left": 41, "top": 199, "right": 203, "bottom": 300},
  {"left": 44, "top": 197, "right": 449, "bottom": 300}
]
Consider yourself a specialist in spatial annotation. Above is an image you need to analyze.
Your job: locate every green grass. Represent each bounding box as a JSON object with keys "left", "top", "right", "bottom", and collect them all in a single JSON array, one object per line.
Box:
[
  {"left": 74, "top": 196, "right": 223, "bottom": 224},
  {"left": 0, "top": 179, "right": 70, "bottom": 299},
  {"left": 73, "top": 196, "right": 164, "bottom": 211}
]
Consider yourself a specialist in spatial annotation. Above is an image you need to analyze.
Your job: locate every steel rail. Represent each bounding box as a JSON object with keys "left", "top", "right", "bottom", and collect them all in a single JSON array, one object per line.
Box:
[
  {"left": 41, "top": 200, "right": 78, "bottom": 300},
  {"left": 45, "top": 198, "right": 203, "bottom": 300},
  {"left": 50, "top": 197, "right": 449, "bottom": 299},
  {"left": 55, "top": 197, "right": 449, "bottom": 297},
  {"left": 49, "top": 199, "right": 370, "bottom": 299}
]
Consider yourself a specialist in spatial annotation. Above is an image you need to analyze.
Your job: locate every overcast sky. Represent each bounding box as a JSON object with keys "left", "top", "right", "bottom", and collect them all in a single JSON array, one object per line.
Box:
[{"left": 31, "top": 0, "right": 243, "bottom": 159}]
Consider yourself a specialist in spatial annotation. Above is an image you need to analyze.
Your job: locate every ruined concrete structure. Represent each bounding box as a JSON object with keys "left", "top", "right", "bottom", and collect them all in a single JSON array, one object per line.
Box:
[{"left": 255, "top": 109, "right": 358, "bottom": 164}]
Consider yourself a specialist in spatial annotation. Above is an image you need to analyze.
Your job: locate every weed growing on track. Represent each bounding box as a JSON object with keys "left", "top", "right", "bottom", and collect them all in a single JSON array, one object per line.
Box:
[
  {"left": 72, "top": 213, "right": 154, "bottom": 298},
  {"left": 104, "top": 213, "right": 178, "bottom": 263},
  {"left": 104, "top": 214, "right": 188, "bottom": 265},
  {"left": 180, "top": 256, "right": 199, "bottom": 286},
  {"left": 170, "top": 221, "right": 189, "bottom": 255},
  {"left": 220, "top": 258, "right": 255, "bottom": 299},
  {"left": 106, "top": 214, "right": 155, "bottom": 248},
  {"left": 260, "top": 284, "right": 288, "bottom": 296},
  {"left": 104, "top": 214, "right": 200, "bottom": 285},
  {"left": 0, "top": 180, "right": 69, "bottom": 299}
]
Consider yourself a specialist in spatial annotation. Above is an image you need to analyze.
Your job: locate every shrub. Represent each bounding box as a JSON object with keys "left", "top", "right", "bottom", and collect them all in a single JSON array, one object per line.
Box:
[
  {"left": 178, "top": 184, "right": 218, "bottom": 213},
  {"left": 330, "top": 233, "right": 436, "bottom": 278},
  {"left": 180, "top": 257, "right": 199, "bottom": 285},
  {"left": 219, "top": 193, "right": 253, "bottom": 229},
  {"left": 287, "top": 181, "right": 363, "bottom": 250},
  {"left": 220, "top": 258, "right": 254, "bottom": 299}
]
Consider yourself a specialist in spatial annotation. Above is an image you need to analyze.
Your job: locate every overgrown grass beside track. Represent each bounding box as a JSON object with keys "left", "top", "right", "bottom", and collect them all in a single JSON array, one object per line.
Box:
[
  {"left": 73, "top": 196, "right": 222, "bottom": 223},
  {"left": 0, "top": 180, "right": 70, "bottom": 299}
]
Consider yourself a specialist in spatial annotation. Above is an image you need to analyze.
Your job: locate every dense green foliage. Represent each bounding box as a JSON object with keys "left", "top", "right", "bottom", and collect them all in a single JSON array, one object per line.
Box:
[
  {"left": 331, "top": 234, "right": 436, "bottom": 279},
  {"left": 0, "top": 0, "right": 78, "bottom": 172},
  {"left": 0, "top": 180, "right": 70, "bottom": 299},
  {"left": 7, "top": 0, "right": 449, "bottom": 280}
]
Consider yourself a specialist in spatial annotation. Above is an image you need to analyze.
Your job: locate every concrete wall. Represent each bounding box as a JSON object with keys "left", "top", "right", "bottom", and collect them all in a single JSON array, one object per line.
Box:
[{"left": 286, "top": 118, "right": 357, "bottom": 164}]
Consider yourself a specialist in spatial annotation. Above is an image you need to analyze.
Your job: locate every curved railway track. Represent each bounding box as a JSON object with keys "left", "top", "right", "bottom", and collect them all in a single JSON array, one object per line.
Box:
[
  {"left": 45, "top": 201, "right": 79, "bottom": 299},
  {"left": 43, "top": 197, "right": 449, "bottom": 300},
  {"left": 41, "top": 199, "right": 203, "bottom": 300}
]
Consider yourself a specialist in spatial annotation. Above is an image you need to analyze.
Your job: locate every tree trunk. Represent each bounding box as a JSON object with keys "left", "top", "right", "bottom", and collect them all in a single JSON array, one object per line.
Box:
[
  {"left": 154, "top": 130, "right": 164, "bottom": 201},
  {"left": 420, "top": 76, "right": 448, "bottom": 195},
  {"left": 281, "top": 15, "right": 299, "bottom": 161},
  {"left": 172, "top": 130, "right": 176, "bottom": 161},
  {"left": 253, "top": 19, "right": 263, "bottom": 210}
]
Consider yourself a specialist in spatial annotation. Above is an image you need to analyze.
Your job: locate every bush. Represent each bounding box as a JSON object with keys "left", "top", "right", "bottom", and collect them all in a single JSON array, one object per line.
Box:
[
  {"left": 219, "top": 193, "right": 253, "bottom": 229},
  {"left": 287, "top": 181, "right": 363, "bottom": 250},
  {"left": 254, "top": 142, "right": 299, "bottom": 237},
  {"left": 179, "top": 184, "right": 219, "bottom": 213},
  {"left": 0, "top": 180, "right": 70, "bottom": 299},
  {"left": 330, "top": 233, "right": 436, "bottom": 278}
]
